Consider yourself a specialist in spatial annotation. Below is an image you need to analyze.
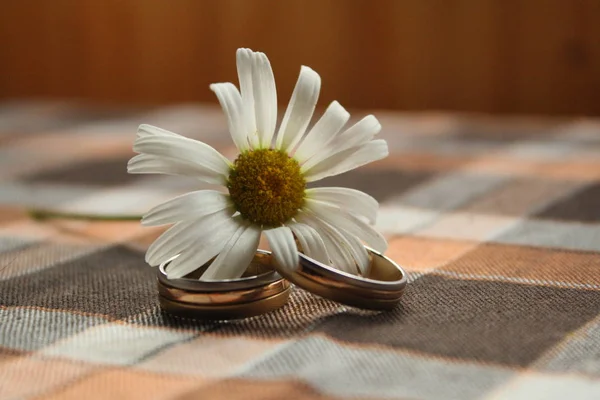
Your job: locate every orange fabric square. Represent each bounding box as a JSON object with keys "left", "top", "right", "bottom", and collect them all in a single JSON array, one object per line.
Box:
[
  {"left": 139, "top": 335, "right": 282, "bottom": 376},
  {"left": 0, "top": 357, "right": 98, "bottom": 400},
  {"left": 386, "top": 237, "right": 477, "bottom": 272},
  {"left": 441, "top": 243, "right": 600, "bottom": 286},
  {"left": 40, "top": 368, "right": 204, "bottom": 400}
]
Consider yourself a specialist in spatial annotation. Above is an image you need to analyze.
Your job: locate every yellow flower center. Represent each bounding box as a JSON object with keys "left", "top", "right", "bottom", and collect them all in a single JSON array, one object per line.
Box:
[{"left": 227, "top": 149, "right": 306, "bottom": 227}]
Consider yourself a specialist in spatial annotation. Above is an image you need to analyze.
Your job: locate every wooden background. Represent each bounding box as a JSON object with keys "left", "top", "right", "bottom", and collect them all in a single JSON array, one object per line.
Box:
[{"left": 1, "top": 0, "right": 599, "bottom": 115}]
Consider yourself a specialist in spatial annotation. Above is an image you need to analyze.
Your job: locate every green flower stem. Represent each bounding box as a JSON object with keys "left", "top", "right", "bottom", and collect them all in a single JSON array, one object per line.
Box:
[{"left": 28, "top": 208, "right": 142, "bottom": 221}]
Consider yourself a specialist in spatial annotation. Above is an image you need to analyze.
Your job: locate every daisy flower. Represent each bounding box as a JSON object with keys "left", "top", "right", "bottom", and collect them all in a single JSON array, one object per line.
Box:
[{"left": 128, "top": 48, "right": 388, "bottom": 280}]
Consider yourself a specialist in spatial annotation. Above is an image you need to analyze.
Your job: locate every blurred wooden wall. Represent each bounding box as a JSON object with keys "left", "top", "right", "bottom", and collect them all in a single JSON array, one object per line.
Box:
[{"left": 1, "top": 0, "right": 599, "bottom": 115}]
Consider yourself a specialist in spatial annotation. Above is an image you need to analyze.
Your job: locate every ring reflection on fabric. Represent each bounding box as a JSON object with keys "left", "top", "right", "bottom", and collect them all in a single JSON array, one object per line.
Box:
[
  {"left": 281, "top": 247, "right": 407, "bottom": 310},
  {"left": 157, "top": 250, "right": 291, "bottom": 320}
]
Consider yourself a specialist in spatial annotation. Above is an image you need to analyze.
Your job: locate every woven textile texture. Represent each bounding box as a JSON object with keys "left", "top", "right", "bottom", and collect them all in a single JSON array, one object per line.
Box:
[{"left": 1, "top": 101, "right": 599, "bottom": 399}]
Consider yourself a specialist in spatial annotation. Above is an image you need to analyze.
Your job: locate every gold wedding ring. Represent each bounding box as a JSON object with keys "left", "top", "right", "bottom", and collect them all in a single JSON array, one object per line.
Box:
[
  {"left": 157, "top": 250, "right": 291, "bottom": 320},
  {"left": 158, "top": 246, "right": 406, "bottom": 318},
  {"left": 276, "top": 247, "right": 407, "bottom": 310}
]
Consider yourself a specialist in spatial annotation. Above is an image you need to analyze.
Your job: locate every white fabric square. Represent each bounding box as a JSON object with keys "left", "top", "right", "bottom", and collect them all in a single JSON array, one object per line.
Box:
[
  {"left": 376, "top": 205, "right": 439, "bottom": 235},
  {"left": 485, "top": 372, "right": 600, "bottom": 400},
  {"left": 42, "top": 323, "right": 195, "bottom": 366},
  {"left": 497, "top": 220, "right": 600, "bottom": 252},
  {"left": 416, "top": 212, "right": 519, "bottom": 241}
]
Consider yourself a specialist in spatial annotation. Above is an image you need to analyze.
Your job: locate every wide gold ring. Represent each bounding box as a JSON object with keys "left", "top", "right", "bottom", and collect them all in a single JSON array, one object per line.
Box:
[
  {"left": 277, "top": 247, "right": 407, "bottom": 310},
  {"left": 157, "top": 249, "right": 291, "bottom": 320}
]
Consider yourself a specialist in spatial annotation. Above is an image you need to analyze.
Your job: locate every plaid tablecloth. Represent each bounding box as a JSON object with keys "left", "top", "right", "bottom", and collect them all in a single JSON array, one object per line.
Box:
[{"left": 1, "top": 101, "right": 599, "bottom": 399}]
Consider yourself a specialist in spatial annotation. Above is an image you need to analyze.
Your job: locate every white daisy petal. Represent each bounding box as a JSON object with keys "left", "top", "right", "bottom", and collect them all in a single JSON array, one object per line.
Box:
[
  {"left": 133, "top": 135, "right": 231, "bottom": 181},
  {"left": 200, "top": 222, "right": 261, "bottom": 281},
  {"left": 303, "top": 139, "right": 389, "bottom": 182},
  {"left": 131, "top": 124, "right": 232, "bottom": 183},
  {"left": 236, "top": 48, "right": 257, "bottom": 140},
  {"left": 137, "top": 124, "right": 184, "bottom": 139},
  {"left": 264, "top": 226, "right": 299, "bottom": 272},
  {"left": 296, "top": 212, "right": 356, "bottom": 274},
  {"left": 251, "top": 52, "right": 277, "bottom": 148},
  {"left": 298, "top": 211, "right": 369, "bottom": 274},
  {"left": 209, "top": 83, "right": 249, "bottom": 152},
  {"left": 294, "top": 101, "right": 350, "bottom": 164},
  {"left": 335, "top": 227, "right": 371, "bottom": 275},
  {"left": 146, "top": 208, "right": 234, "bottom": 266},
  {"left": 141, "top": 190, "right": 231, "bottom": 226},
  {"left": 165, "top": 217, "right": 240, "bottom": 279},
  {"left": 305, "top": 199, "right": 388, "bottom": 252},
  {"left": 146, "top": 221, "right": 195, "bottom": 265},
  {"left": 275, "top": 66, "right": 321, "bottom": 152},
  {"left": 288, "top": 222, "right": 329, "bottom": 265},
  {"left": 336, "top": 114, "right": 382, "bottom": 146},
  {"left": 302, "top": 115, "right": 381, "bottom": 171},
  {"left": 305, "top": 187, "right": 379, "bottom": 224},
  {"left": 127, "top": 154, "right": 224, "bottom": 184}
]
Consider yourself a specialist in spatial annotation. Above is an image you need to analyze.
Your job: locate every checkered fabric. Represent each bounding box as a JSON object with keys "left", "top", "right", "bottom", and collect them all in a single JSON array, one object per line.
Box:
[{"left": 1, "top": 100, "right": 599, "bottom": 400}]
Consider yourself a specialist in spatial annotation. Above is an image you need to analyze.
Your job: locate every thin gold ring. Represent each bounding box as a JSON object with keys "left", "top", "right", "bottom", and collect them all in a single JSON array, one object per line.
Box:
[
  {"left": 157, "top": 249, "right": 291, "bottom": 320},
  {"left": 277, "top": 247, "right": 407, "bottom": 310}
]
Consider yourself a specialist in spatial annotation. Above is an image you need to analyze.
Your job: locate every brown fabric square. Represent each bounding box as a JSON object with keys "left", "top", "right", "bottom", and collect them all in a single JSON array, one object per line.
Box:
[
  {"left": 24, "top": 157, "right": 135, "bottom": 186},
  {"left": 534, "top": 183, "right": 600, "bottom": 222},
  {"left": 0, "top": 245, "right": 156, "bottom": 319},
  {"left": 310, "top": 169, "right": 434, "bottom": 202},
  {"left": 315, "top": 275, "right": 600, "bottom": 366},
  {"left": 463, "top": 178, "right": 583, "bottom": 217}
]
